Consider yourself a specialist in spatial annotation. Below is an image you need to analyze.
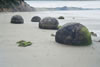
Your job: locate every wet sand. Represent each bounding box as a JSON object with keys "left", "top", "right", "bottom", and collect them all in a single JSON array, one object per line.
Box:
[{"left": 0, "top": 11, "right": 100, "bottom": 67}]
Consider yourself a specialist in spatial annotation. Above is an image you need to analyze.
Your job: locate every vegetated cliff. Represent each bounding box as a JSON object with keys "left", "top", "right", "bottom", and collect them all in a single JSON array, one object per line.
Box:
[{"left": 0, "top": 0, "right": 35, "bottom": 12}]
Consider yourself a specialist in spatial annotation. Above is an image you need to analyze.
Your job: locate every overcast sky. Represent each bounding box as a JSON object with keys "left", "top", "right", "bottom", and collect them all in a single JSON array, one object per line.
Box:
[{"left": 26, "top": 0, "right": 100, "bottom": 1}]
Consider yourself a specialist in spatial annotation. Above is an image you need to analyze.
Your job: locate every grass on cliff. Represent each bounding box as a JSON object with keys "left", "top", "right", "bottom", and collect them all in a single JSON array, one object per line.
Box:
[{"left": 0, "top": 0, "right": 20, "bottom": 8}]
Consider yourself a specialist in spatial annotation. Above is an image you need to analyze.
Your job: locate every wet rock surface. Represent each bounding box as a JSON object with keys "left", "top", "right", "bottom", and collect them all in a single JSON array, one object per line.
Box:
[
  {"left": 55, "top": 23, "right": 92, "bottom": 46},
  {"left": 58, "top": 16, "right": 64, "bottom": 19},
  {"left": 39, "top": 17, "right": 59, "bottom": 29},
  {"left": 11, "top": 15, "right": 24, "bottom": 24},
  {"left": 31, "top": 16, "right": 41, "bottom": 22}
]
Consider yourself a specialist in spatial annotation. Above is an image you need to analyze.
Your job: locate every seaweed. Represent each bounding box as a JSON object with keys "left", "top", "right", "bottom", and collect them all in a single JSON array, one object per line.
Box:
[
  {"left": 79, "top": 27, "right": 92, "bottom": 45},
  {"left": 17, "top": 40, "right": 32, "bottom": 47}
]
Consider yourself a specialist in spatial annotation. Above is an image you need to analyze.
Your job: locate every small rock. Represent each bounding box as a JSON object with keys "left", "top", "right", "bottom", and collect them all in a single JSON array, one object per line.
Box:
[
  {"left": 51, "top": 34, "right": 55, "bottom": 37},
  {"left": 31, "top": 16, "right": 41, "bottom": 22},
  {"left": 57, "top": 25, "right": 62, "bottom": 29},
  {"left": 58, "top": 16, "right": 64, "bottom": 19},
  {"left": 90, "top": 32, "right": 97, "bottom": 37}
]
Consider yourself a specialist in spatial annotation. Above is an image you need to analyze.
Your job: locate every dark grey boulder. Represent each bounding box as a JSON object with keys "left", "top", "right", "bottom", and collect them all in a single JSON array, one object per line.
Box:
[
  {"left": 11, "top": 15, "right": 24, "bottom": 24},
  {"left": 39, "top": 17, "right": 59, "bottom": 29},
  {"left": 31, "top": 16, "right": 41, "bottom": 22},
  {"left": 55, "top": 23, "right": 92, "bottom": 46}
]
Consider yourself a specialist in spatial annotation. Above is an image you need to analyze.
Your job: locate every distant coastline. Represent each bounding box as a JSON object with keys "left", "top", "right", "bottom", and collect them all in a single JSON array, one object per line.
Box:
[
  {"left": 36, "top": 6, "right": 100, "bottom": 11},
  {"left": 26, "top": 1, "right": 100, "bottom": 9}
]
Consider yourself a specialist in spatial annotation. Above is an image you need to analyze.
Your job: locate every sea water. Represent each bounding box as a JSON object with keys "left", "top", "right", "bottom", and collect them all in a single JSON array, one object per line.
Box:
[{"left": 25, "top": 1, "right": 100, "bottom": 8}]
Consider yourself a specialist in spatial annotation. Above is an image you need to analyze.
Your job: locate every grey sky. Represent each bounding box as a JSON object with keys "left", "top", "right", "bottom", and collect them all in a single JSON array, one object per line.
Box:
[{"left": 25, "top": 0, "right": 100, "bottom": 1}]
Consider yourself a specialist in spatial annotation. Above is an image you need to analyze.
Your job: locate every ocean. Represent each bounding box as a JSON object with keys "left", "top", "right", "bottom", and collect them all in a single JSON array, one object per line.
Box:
[{"left": 25, "top": 1, "right": 100, "bottom": 8}]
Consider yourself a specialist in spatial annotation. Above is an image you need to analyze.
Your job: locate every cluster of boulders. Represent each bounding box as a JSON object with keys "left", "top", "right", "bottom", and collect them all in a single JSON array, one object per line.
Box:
[
  {"left": 11, "top": 15, "right": 92, "bottom": 46},
  {"left": 11, "top": 15, "right": 41, "bottom": 24}
]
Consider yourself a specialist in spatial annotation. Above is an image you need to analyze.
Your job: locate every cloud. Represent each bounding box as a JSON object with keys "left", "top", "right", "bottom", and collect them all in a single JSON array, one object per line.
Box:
[{"left": 25, "top": 0, "right": 100, "bottom": 1}]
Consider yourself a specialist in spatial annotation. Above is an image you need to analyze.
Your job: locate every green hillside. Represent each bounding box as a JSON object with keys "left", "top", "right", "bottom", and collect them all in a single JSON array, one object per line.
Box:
[
  {"left": 0, "top": 0, "right": 23, "bottom": 8},
  {"left": 0, "top": 0, "right": 35, "bottom": 12}
]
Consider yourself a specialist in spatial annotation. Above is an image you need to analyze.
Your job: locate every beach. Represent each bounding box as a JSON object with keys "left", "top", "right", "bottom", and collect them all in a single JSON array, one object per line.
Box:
[{"left": 0, "top": 11, "right": 100, "bottom": 67}]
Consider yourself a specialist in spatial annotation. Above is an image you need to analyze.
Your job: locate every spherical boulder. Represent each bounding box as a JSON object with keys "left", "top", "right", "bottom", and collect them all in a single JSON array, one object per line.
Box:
[
  {"left": 31, "top": 16, "right": 41, "bottom": 22},
  {"left": 55, "top": 23, "right": 92, "bottom": 46},
  {"left": 58, "top": 16, "right": 64, "bottom": 19},
  {"left": 39, "top": 17, "right": 59, "bottom": 29},
  {"left": 11, "top": 15, "right": 24, "bottom": 24}
]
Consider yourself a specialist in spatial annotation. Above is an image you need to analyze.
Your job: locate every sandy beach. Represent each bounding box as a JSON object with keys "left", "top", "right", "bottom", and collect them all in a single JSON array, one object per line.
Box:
[{"left": 0, "top": 11, "right": 100, "bottom": 67}]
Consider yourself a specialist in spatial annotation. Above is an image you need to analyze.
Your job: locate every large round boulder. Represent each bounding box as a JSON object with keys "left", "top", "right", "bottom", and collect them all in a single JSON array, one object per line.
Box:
[
  {"left": 11, "top": 15, "right": 24, "bottom": 24},
  {"left": 39, "top": 17, "right": 59, "bottom": 29},
  {"left": 55, "top": 23, "right": 92, "bottom": 46},
  {"left": 31, "top": 16, "right": 41, "bottom": 22}
]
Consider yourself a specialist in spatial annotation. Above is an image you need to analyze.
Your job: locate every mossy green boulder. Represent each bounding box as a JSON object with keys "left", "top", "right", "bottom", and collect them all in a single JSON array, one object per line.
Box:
[
  {"left": 17, "top": 40, "right": 32, "bottom": 47},
  {"left": 55, "top": 23, "right": 92, "bottom": 46}
]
